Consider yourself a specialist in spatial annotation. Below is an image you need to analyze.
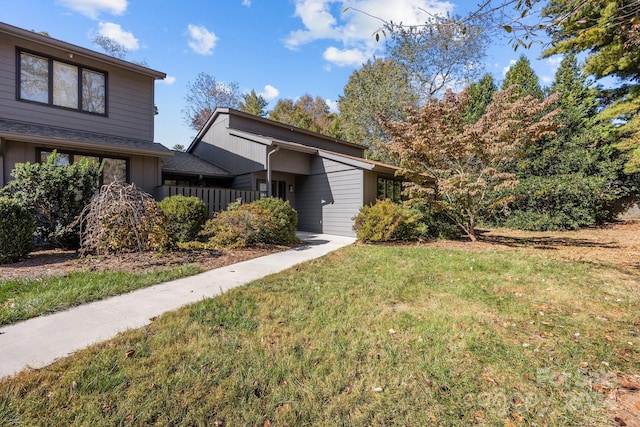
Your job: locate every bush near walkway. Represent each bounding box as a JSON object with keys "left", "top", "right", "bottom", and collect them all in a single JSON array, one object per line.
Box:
[
  {"left": 158, "top": 195, "right": 209, "bottom": 242},
  {"left": 201, "top": 197, "right": 298, "bottom": 248},
  {"left": 76, "top": 182, "right": 172, "bottom": 254},
  {"left": 0, "top": 151, "right": 102, "bottom": 249},
  {"left": 0, "top": 197, "right": 35, "bottom": 264}
]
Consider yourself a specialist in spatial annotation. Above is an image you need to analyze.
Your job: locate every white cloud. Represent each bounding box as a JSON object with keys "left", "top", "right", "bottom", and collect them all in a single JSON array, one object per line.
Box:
[
  {"left": 187, "top": 24, "right": 218, "bottom": 56},
  {"left": 541, "top": 75, "right": 553, "bottom": 84},
  {"left": 502, "top": 59, "right": 517, "bottom": 76},
  {"left": 323, "top": 46, "right": 367, "bottom": 67},
  {"left": 259, "top": 85, "right": 280, "bottom": 100},
  {"left": 284, "top": 0, "right": 454, "bottom": 66},
  {"left": 98, "top": 22, "right": 139, "bottom": 50},
  {"left": 159, "top": 75, "right": 176, "bottom": 85},
  {"left": 325, "top": 98, "right": 338, "bottom": 113},
  {"left": 57, "top": 0, "right": 127, "bottom": 19},
  {"left": 242, "top": 0, "right": 251, "bottom": 6}
]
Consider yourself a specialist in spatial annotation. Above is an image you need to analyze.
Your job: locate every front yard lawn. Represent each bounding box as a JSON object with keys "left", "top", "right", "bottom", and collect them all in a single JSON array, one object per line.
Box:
[
  {"left": 1, "top": 241, "right": 637, "bottom": 426},
  {"left": 0, "top": 266, "right": 201, "bottom": 326}
]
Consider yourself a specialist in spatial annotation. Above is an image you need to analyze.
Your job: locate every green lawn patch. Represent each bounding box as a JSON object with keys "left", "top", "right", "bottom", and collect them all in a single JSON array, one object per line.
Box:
[
  {"left": 0, "top": 266, "right": 202, "bottom": 326},
  {"left": 1, "top": 245, "right": 637, "bottom": 426}
]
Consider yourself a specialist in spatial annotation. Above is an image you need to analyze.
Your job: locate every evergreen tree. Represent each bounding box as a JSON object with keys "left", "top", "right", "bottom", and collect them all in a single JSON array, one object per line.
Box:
[
  {"left": 239, "top": 90, "right": 268, "bottom": 117},
  {"left": 501, "top": 53, "right": 627, "bottom": 230},
  {"left": 463, "top": 73, "right": 497, "bottom": 123},
  {"left": 502, "top": 55, "right": 544, "bottom": 99},
  {"left": 543, "top": 0, "right": 640, "bottom": 172}
]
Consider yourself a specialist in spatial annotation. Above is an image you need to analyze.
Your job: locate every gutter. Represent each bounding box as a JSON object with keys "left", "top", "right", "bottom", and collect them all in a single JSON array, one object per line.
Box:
[{"left": 266, "top": 145, "right": 280, "bottom": 197}]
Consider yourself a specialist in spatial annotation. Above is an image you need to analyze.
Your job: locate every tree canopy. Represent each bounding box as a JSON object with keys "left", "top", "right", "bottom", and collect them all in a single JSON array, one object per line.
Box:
[
  {"left": 542, "top": 0, "right": 640, "bottom": 172},
  {"left": 268, "top": 94, "right": 338, "bottom": 136},
  {"left": 337, "top": 58, "right": 418, "bottom": 162},
  {"left": 502, "top": 55, "right": 545, "bottom": 99},
  {"left": 381, "top": 86, "right": 559, "bottom": 241},
  {"left": 385, "top": 15, "right": 489, "bottom": 100},
  {"left": 182, "top": 72, "right": 241, "bottom": 131},
  {"left": 239, "top": 90, "right": 269, "bottom": 117}
]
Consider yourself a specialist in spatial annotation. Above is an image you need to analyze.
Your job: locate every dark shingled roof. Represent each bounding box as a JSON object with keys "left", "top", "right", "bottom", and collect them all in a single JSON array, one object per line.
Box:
[
  {"left": 162, "top": 151, "right": 231, "bottom": 177},
  {"left": 0, "top": 118, "right": 172, "bottom": 157}
]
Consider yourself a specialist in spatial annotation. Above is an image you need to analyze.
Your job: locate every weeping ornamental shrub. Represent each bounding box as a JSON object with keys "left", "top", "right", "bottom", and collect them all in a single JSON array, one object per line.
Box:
[
  {"left": 0, "top": 197, "right": 35, "bottom": 264},
  {"left": 201, "top": 197, "right": 298, "bottom": 248},
  {"left": 76, "top": 182, "right": 172, "bottom": 254},
  {"left": 158, "top": 195, "right": 209, "bottom": 242},
  {"left": 0, "top": 152, "right": 102, "bottom": 248}
]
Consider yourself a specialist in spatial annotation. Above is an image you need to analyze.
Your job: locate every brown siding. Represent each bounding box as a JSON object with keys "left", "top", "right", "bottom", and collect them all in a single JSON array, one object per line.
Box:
[{"left": 0, "top": 34, "right": 156, "bottom": 142}]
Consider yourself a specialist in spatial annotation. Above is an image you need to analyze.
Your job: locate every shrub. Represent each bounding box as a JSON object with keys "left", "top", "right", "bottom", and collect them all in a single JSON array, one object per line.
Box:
[
  {"left": 0, "top": 152, "right": 102, "bottom": 248},
  {"left": 201, "top": 197, "right": 298, "bottom": 248},
  {"left": 201, "top": 208, "right": 260, "bottom": 248},
  {"left": 0, "top": 197, "right": 35, "bottom": 264},
  {"left": 499, "top": 175, "right": 617, "bottom": 231},
  {"left": 251, "top": 197, "right": 298, "bottom": 244},
  {"left": 158, "top": 195, "right": 209, "bottom": 242},
  {"left": 76, "top": 182, "right": 172, "bottom": 254},
  {"left": 353, "top": 199, "right": 419, "bottom": 242},
  {"left": 405, "top": 199, "right": 462, "bottom": 240}
]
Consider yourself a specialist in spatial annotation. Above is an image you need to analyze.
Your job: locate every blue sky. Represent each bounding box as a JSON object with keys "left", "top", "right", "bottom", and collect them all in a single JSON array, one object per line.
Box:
[{"left": 4, "top": 0, "right": 561, "bottom": 148}]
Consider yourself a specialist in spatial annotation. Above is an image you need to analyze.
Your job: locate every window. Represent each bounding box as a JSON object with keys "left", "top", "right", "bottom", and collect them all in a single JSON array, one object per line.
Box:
[
  {"left": 377, "top": 177, "right": 403, "bottom": 203},
  {"left": 258, "top": 180, "right": 286, "bottom": 200},
  {"left": 39, "top": 149, "right": 127, "bottom": 184},
  {"left": 18, "top": 50, "right": 107, "bottom": 115}
]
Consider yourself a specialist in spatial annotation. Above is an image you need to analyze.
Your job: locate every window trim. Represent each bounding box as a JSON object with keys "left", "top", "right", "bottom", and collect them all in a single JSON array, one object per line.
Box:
[
  {"left": 37, "top": 148, "right": 128, "bottom": 184},
  {"left": 16, "top": 48, "right": 108, "bottom": 116},
  {"left": 377, "top": 177, "right": 403, "bottom": 203}
]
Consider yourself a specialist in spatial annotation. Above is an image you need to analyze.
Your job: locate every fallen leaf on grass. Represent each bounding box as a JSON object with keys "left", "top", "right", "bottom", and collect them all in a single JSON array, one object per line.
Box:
[
  {"left": 523, "top": 373, "right": 535, "bottom": 382},
  {"left": 482, "top": 372, "right": 497, "bottom": 385},
  {"left": 614, "top": 416, "right": 627, "bottom": 426}
]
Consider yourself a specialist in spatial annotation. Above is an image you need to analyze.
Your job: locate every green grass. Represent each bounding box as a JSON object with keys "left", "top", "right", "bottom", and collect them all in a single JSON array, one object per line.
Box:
[
  {"left": 1, "top": 245, "right": 637, "bottom": 426},
  {"left": 0, "top": 266, "right": 202, "bottom": 326}
]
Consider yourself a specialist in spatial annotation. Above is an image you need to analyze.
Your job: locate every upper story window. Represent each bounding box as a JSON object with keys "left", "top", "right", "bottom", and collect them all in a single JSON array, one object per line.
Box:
[{"left": 18, "top": 50, "right": 107, "bottom": 115}]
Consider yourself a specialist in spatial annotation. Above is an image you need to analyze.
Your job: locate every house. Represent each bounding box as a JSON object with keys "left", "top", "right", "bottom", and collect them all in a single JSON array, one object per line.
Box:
[
  {"left": 163, "top": 108, "right": 403, "bottom": 237},
  {"left": 0, "top": 22, "right": 403, "bottom": 238},
  {"left": 0, "top": 22, "right": 172, "bottom": 194}
]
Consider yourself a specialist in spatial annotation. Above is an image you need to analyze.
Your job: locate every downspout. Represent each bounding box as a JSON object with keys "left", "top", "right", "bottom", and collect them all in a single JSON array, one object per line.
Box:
[{"left": 266, "top": 145, "right": 280, "bottom": 197}]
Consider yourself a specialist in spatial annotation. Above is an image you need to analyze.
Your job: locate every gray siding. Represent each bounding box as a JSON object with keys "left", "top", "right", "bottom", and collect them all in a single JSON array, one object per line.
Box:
[
  {"left": 296, "top": 157, "right": 363, "bottom": 237},
  {"left": 229, "top": 114, "right": 364, "bottom": 157},
  {"left": 2, "top": 139, "right": 161, "bottom": 194},
  {"left": 231, "top": 173, "right": 253, "bottom": 191},
  {"left": 0, "top": 33, "right": 156, "bottom": 142},
  {"left": 271, "top": 149, "right": 311, "bottom": 175},
  {"left": 193, "top": 116, "right": 266, "bottom": 175}
]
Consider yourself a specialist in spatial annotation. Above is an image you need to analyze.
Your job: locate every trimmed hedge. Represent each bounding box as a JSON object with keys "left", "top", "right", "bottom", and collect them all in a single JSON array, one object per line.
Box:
[
  {"left": 0, "top": 197, "right": 35, "bottom": 264},
  {"left": 158, "top": 195, "right": 209, "bottom": 242}
]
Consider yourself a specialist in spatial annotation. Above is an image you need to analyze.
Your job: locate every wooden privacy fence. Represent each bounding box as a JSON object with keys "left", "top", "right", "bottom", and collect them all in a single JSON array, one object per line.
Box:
[{"left": 156, "top": 186, "right": 261, "bottom": 217}]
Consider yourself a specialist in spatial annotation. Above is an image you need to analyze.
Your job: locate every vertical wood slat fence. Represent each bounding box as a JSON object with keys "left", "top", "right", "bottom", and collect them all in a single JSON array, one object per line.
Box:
[{"left": 156, "top": 186, "right": 261, "bottom": 217}]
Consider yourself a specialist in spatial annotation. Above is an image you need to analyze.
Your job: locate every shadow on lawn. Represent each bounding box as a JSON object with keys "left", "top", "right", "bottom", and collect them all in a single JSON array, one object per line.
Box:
[{"left": 478, "top": 233, "right": 621, "bottom": 251}]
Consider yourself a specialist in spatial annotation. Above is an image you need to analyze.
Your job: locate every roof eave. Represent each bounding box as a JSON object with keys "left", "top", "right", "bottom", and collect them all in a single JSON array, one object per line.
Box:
[
  {"left": 0, "top": 131, "right": 173, "bottom": 158},
  {"left": 0, "top": 22, "right": 166, "bottom": 80}
]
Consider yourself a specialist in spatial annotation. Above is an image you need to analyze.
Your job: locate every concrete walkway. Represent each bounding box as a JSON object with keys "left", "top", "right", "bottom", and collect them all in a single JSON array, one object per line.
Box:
[{"left": 0, "top": 232, "right": 355, "bottom": 379}]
